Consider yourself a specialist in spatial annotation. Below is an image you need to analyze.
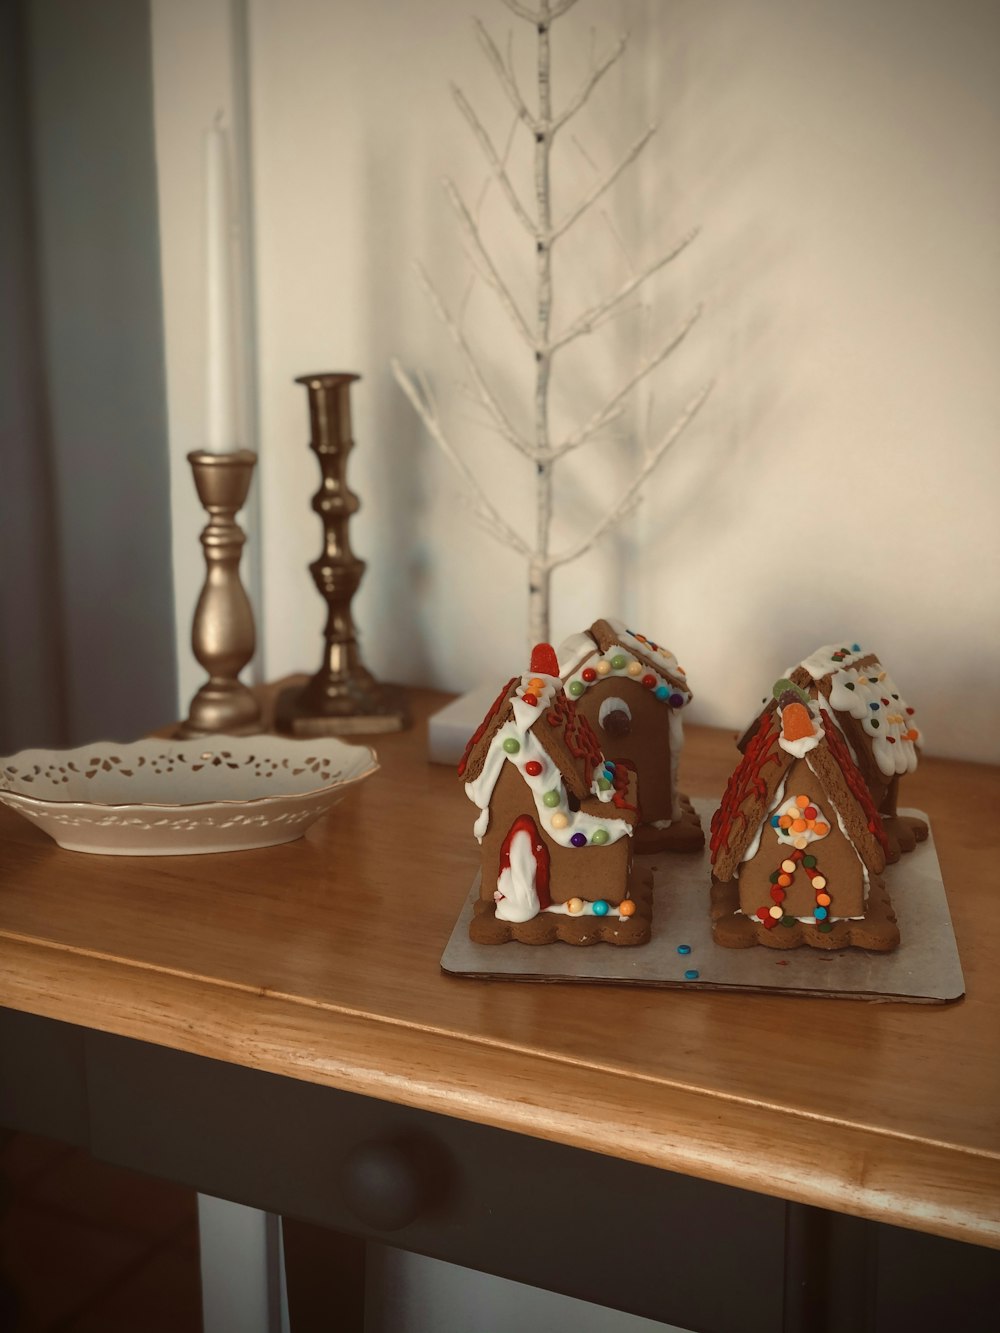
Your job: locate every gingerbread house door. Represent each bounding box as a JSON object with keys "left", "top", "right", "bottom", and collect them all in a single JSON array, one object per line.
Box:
[{"left": 495, "top": 815, "right": 551, "bottom": 923}]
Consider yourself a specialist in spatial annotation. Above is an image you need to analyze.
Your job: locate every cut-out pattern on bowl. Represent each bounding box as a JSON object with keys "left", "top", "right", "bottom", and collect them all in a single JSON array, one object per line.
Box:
[{"left": 0, "top": 735, "right": 378, "bottom": 856}]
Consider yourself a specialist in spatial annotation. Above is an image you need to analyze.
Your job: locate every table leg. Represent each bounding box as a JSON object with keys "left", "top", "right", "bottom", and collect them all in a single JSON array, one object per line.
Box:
[{"left": 281, "top": 1216, "right": 366, "bottom": 1333}]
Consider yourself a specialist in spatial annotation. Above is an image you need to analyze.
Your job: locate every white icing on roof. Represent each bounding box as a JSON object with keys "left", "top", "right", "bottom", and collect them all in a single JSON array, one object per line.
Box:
[
  {"left": 464, "top": 673, "right": 633, "bottom": 847},
  {"left": 795, "top": 644, "right": 921, "bottom": 778}
]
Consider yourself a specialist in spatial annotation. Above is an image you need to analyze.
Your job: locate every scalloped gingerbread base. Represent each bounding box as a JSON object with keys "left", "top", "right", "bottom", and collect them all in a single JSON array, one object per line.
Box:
[
  {"left": 710, "top": 875, "right": 900, "bottom": 952},
  {"left": 633, "top": 794, "right": 704, "bottom": 855},
  {"left": 470, "top": 865, "right": 654, "bottom": 947},
  {"left": 882, "top": 812, "right": 929, "bottom": 862}
]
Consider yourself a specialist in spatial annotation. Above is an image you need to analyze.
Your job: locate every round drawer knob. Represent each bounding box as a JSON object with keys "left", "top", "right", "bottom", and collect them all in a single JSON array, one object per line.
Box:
[{"left": 340, "top": 1139, "right": 429, "bottom": 1232}]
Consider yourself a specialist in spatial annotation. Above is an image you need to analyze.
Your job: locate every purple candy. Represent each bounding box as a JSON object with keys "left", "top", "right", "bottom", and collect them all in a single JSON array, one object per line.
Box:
[{"left": 570, "top": 832, "right": 587, "bottom": 848}]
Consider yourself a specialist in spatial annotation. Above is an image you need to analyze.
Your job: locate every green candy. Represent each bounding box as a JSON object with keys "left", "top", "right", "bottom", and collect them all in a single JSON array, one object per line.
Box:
[
  {"left": 772, "top": 676, "right": 809, "bottom": 704},
  {"left": 502, "top": 737, "right": 520, "bottom": 754},
  {"left": 597, "top": 777, "right": 612, "bottom": 791},
  {"left": 568, "top": 680, "right": 585, "bottom": 697},
  {"left": 610, "top": 654, "right": 627, "bottom": 670},
  {"left": 803, "top": 855, "right": 817, "bottom": 868},
  {"left": 591, "top": 828, "right": 610, "bottom": 845},
  {"left": 542, "top": 790, "right": 560, "bottom": 808}
]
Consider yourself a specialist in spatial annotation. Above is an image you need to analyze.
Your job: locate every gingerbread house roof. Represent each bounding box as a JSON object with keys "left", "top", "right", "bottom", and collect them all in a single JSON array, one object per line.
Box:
[
  {"left": 459, "top": 647, "right": 640, "bottom": 845},
  {"left": 556, "top": 618, "right": 692, "bottom": 708},
  {"left": 458, "top": 675, "right": 601, "bottom": 801},
  {"left": 739, "top": 644, "right": 921, "bottom": 785},
  {"left": 712, "top": 692, "right": 889, "bottom": 884}
]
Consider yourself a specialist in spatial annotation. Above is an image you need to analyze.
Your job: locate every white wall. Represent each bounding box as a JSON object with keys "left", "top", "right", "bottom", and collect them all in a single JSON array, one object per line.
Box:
[{"left": 154, "top": 0, "right": 1000, "bottom": 764}]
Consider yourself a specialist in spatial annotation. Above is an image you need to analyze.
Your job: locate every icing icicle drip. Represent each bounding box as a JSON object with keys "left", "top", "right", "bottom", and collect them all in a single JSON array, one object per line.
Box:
[
  {"left": 796, "top": 644, "right": 921, "bottom": 777},
  {"left": 464, "top": 655, "right": 634, "bottom": 849}
]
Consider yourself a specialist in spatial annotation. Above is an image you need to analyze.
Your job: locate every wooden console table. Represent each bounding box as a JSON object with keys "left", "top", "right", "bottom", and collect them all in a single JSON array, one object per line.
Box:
[{"left": 1, "top": 690, "right": 998, "bottom": 1332}]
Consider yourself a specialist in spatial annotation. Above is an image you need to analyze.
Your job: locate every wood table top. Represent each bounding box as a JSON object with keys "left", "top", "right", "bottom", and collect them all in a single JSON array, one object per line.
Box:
[{"left": 1, "top": 688, "right": 998, "bottom": 1248}]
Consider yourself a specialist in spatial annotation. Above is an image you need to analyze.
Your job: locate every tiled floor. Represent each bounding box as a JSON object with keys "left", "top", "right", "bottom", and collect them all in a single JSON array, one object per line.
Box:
[{"left": 0, "top": 1131, "right": 202, "bottom": 1332}]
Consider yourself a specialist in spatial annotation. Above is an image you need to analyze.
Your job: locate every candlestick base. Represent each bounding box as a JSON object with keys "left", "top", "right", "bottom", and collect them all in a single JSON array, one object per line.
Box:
[
  {"left": 274, "top": 676, "right": 409, "bottom": 737},
  {"left": 176, "top": 679, "right": 263, "bottom": 739}
]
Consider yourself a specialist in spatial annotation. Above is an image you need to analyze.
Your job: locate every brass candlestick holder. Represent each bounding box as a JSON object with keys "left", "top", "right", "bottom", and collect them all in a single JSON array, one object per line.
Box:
[
  {"left": 276, "top": 373, "right": 408, "bottom": 736},
  {"left": 177, "top": 449, "right": 263, "bottom": 738}
]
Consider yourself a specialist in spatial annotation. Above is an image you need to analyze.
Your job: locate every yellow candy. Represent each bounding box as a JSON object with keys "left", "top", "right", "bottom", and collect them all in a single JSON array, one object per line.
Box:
[
  {"left": 781, "top": 859, "right": 796, "bottom": 873},
  {"left": 550, "top": 812, "right": 569, "bottom": 830},
  {"left": 596, "top": 660, "right": 612, "bottom": 675},
  {"left": 769, "top": 905, "right": 783, "bottom": 919},
  {"left": 627, "top": 660, "right": 643, "bottom": 677},
  {"left": 566, "top": 898, "right": 584, "bottom": 915},
  {"left": 812, "top": 876, "right": 827, "bottom": 891}
]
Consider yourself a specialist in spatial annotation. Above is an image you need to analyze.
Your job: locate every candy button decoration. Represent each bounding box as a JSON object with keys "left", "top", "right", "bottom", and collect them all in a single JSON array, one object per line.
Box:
[
  {"left": 522, "top": 692, "right": 538, "bottom": 707},
  {"left": 502, "top": 737, "right": 520, "bottom": 754},
  {"left": 677, "top": 944, "right": 691, "bottom": 955},
  {"left": 568, "top": 680, "right": 585, "bottom": 698},
  {"left": 619, "top": 900, "right": 636, "bottom": 918},
  {"left": 655, "top": 685, "right": 669, "bottom": 700},
  {"left": 611, "top": 654, "right": 627, "bottom": 670},
  {"left": 591, "top": 828, "right": 610, "bottom": 845},
  {"left": 592, "top": 899, "right": 610, "bottom": 917},
  {"left": 542, "top": 790, "right": 560, "bottom": 808},
  {"left": 582, "top": 668, "right": 597, "bottom": 683},
  {"left": 596, "top": 660, "right": 612, "bottom": 676},
  {"left": 684, "top": 969, "right": 699, "bottom": 981},
  {"left": 627, "top": 660, "right": 643, "bottom": 677},
  {"left": 570, "top": 832, "right": 587, "bottom": 848},
  {"left": 524, "top": 761, "right": 543, "bottom": 777},
  {"left": 566, "top": 897, "right": 584, "bottom": 915},
  {"left": 668, "top": 693, "right": 685, "bottom": 708},
  {"left": 550, "top": 812, "right": 569, "bottom": 830}
]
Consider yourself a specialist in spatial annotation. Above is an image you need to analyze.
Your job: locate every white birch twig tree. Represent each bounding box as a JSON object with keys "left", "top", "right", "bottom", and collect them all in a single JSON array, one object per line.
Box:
[{"left": 392, "top": 0, "right": 712, "bottom": 646}]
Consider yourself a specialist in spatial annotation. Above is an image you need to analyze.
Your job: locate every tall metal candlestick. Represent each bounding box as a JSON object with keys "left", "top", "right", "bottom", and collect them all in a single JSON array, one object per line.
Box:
[
  {"left": 276, "top": 373, "right": 408, "bottom": 736},
  {"left": 177, "top": 449, "right": 262, "bottom": 737}
]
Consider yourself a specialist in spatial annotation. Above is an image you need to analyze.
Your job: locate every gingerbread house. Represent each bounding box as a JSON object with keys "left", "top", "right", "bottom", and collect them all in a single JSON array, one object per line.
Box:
[
  {"left": 458, "top": 644, "right": 650, "bottom": 945},
  {"left": 556, "top": 619, "right": 703, "bottom": 854},
  {"left": 739, "top": 644, "right": 926, "bottom": 861},
  {"left": 711, "top": 680, "right": 899, "bottom": 952}
]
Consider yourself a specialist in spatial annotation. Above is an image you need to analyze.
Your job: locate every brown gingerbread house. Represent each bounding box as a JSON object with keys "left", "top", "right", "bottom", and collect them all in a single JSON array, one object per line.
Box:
[
  {"left": 458, "top": 644, "right": 650, "bottom": 945},
  {"left": 739, "top": 644, "right": 925, "bottom": 862},
  {"left": 556, "top": 618, "right": 703, "bottom": 854},
  {"left": 711, "top": 681, "right": 898, "bottom": 951}
]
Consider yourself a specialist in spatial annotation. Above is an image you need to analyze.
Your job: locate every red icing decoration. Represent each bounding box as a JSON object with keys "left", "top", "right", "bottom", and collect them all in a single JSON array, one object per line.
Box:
[
  {"left": 530, "top": 643, "right": 559, "bottom": 676},
  {"left": 609, "top": 758, "right": 639, "bottom": 813},
  {"left": 819, "top": 708, "right": 890, "bottom": 857},
  {"left": 458, "top": 677, "right": 516, "bottom": 777},
  {"left": 497, "top": 814, "right": 551, "bottom": 911},
  {"left": 544, "top": 690, "right": 604, "bottom": 771},
  {"left": 710, "top": 718, "right": 783, "bottom": 867}
]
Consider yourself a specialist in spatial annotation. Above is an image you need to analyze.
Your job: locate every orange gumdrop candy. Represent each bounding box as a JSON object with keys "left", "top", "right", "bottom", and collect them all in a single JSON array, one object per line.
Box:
[{"left": 781, "top": 702, "right": 815, "bottom": 742}]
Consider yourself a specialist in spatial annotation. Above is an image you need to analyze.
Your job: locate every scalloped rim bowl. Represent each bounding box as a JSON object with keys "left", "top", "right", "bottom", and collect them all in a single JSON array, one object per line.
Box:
[{"left": 0, "top": 734, "right": 379, "bottom": 856}]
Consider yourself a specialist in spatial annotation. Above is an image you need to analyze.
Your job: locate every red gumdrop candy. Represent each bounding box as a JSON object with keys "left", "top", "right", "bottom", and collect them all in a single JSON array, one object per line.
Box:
[{"left": 530, "top": 643, "right": 560, "bottom": 676}]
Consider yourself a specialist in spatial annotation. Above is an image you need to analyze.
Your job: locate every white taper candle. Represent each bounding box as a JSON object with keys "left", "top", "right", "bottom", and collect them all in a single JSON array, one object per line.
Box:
[{"left": 204, "top": 119, "right": 239, "bottom": 453}]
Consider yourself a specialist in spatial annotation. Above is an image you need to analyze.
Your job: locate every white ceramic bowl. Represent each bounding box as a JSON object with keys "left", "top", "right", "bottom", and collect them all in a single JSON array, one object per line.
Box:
[{"left": 0, "top": 734, "right": 379, "bottom": 856}]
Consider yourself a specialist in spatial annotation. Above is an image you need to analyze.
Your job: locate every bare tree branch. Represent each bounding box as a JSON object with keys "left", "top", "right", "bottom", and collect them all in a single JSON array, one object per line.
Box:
[
  {"left": 551, "top": 124, "right": 656, "bottom": 239},
  {"left": 443, "top": 178, "right": 537, "bottom": 348},
  {"left": 501, "top": 0, "right": 580, "bottom": 23},
  {"left": 391, "top": 358, "right": 532, "bottom": 558},
  {"left": 413, "top": 260, "right": 535, "bottom": 460},
  {"left": 451, "top": 84, "right": 538, "bottom": 236},
  {"left": 475, "top": 19, "right": 535, "bottom": 129},
  {"left": 552, "top": 304, "right": 703, "bottom": 458},
  {"left": 547, "top": 225, "right": 699, "bottom": 352},
  {"left": 551, "top": 32, "right": 628, "bottom": 133},
  {"left": 549, "top": 380, "right": 714, "bottom": 568}
]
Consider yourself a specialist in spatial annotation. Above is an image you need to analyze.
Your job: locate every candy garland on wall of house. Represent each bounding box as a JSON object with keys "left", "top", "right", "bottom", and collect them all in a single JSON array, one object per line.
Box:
[{"left": 757, "top": 795, "right": 834, "bottom": 932}]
